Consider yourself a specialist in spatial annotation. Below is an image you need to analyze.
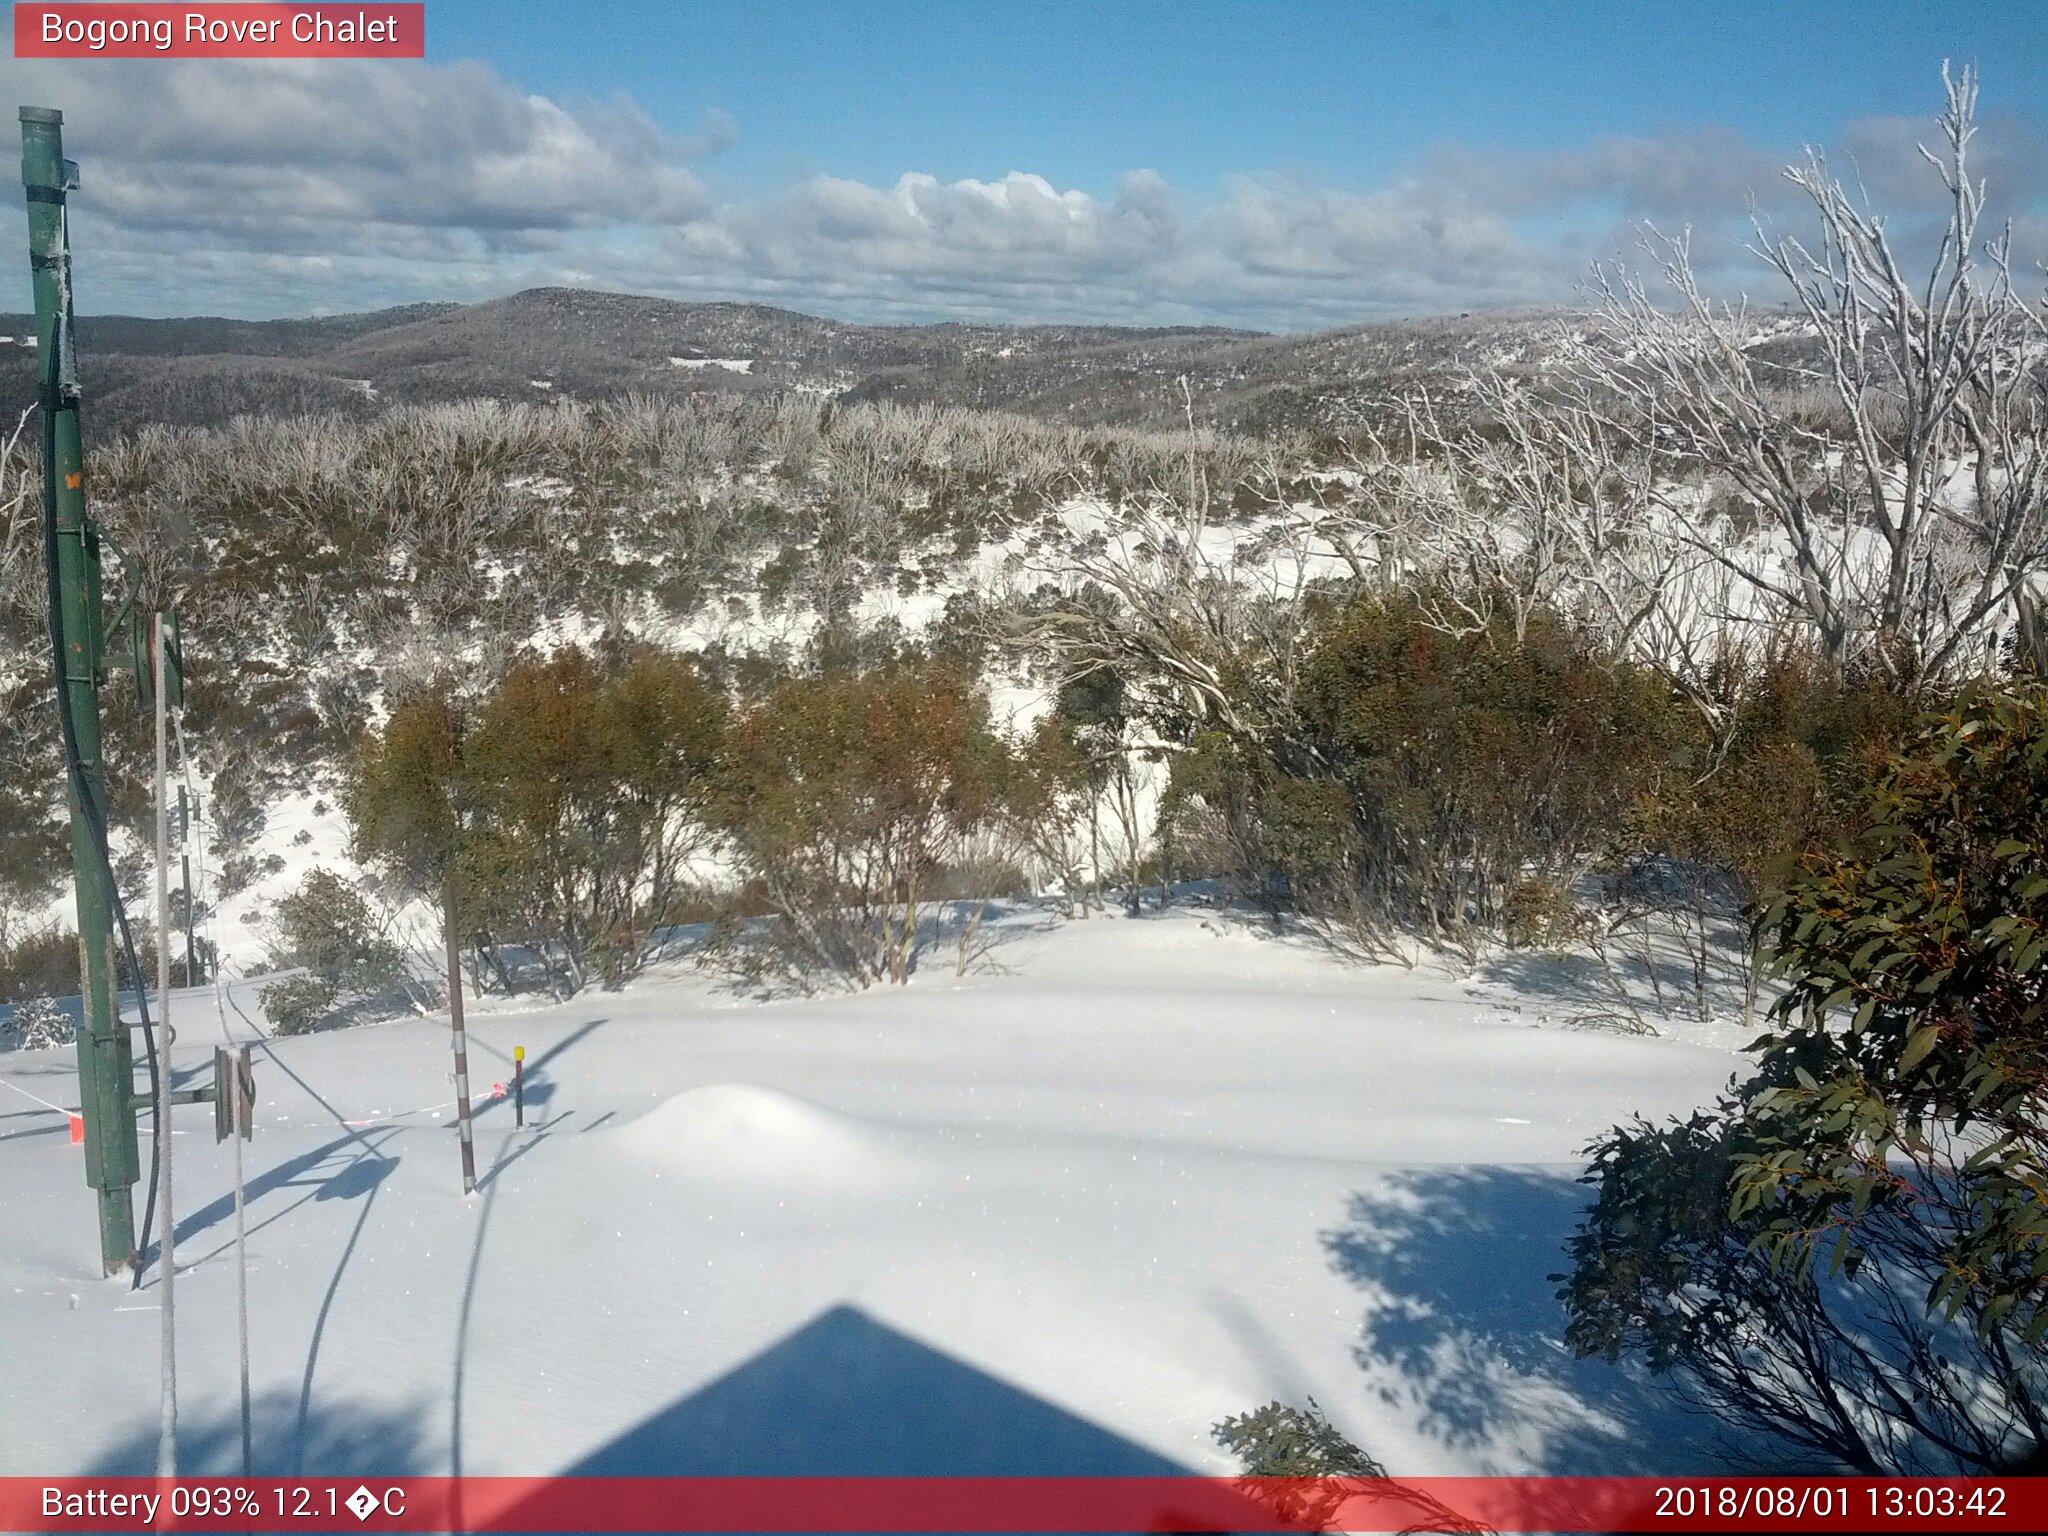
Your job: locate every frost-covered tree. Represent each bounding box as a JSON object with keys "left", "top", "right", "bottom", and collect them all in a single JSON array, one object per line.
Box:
[
  {"left": 1571, "top": 67, "right": 2048, "bottom": 687},
  {"left": 2, "top": 995, "right": 73, "bottom": 1051}
]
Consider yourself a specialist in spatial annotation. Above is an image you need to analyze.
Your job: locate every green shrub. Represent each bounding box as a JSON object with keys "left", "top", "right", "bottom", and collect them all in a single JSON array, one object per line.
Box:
[
  {"left": 347, "top": 646, "right": 726, "bottom": 996},
  {"left": 260, "top": 869, "right": 403, "bottom": 1032},
  {"left": 1210, "top": 1399, "right": 1486, "bottom": 1533},
  {"left": 0, "top": 929, "right": 80, "bottom": 1004},
  {"left": 1195, "top": 587, "right": 1687, "bottom": 946},
  {"left": 1635, "top": 647, "right": 1923, "bottom": 905},
  {"left": 1212, "top": 1398, "right": 1383, "bottom": 1479},
  {"left": 1558, "top": 681, "right": 2048, "bottom": 1473},
  {"left": 258, "top": 974, "right": 340, "bottom": 1037},
  {"left": 1504, "top": 876, "right": 1576, "bottom": 950},
  {"left": 712, "top": 663, "right": 1013, "bottom": 986}
]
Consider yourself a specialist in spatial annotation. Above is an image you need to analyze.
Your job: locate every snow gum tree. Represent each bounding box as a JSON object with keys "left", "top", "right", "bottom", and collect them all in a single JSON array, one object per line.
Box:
[
  {"left": 999, "top": 711, "right": 1098, "bottom": 917},
  {"left": 1054, "top": 668, "right": 1149, "bottom": 914},
  {"left": 344, "top": 646, "right": 726, "bottom": 998},
  {"left": 1559, "top": 681, "right": 2048, "bottom": 1472},
  {"left": 713, "top": 664, "right": 1012, "bottom": 987},
  {"left": 347, "top": 685, "right": 467, "bottom": 895},
  {"left": 462, "top": 645, "right": 726, "bottom": 989},
  {"left": 259, "top": 869, "right": 409, "bottom": 1034},
  {"left": 341, "top": 683, "right": 467, "bottom": 1011}
]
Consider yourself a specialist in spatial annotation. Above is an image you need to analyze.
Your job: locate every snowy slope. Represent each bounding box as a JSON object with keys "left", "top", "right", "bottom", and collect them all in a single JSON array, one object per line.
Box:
[{"left": 0, "top": 902, "right": 1759, "bottom": 1480}]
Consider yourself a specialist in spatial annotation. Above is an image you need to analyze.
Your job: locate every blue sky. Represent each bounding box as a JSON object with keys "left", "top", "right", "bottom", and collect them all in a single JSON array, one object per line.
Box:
[
  {"left": 2, "top": 1, "right": 2044, "bottom": 327},
  {"left": 425, "top": 1, "right": 2048, "bottom": 195}
]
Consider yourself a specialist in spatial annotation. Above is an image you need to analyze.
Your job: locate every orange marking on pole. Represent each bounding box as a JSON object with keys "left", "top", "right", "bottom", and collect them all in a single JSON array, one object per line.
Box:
[
  {"left": 64, "top": 472, "right": 80, "bottom": 489},
  {"left": 69, "top": 1114, "right": 84, "bottom": 1145}
]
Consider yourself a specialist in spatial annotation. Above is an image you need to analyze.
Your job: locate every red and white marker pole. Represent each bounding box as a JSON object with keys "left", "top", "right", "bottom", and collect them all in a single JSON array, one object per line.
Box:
[{"left": 442, "top": 881, "right": 476, "bottom": 1196}]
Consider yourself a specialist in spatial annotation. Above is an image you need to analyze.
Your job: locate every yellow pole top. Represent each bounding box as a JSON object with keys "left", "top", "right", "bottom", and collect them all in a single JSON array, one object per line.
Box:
[{"left": 515, "top": 1046, "right": 525, "bottom": 1061}]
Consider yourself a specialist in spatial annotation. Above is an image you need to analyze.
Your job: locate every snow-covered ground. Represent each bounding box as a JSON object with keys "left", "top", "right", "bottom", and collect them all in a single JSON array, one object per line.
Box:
[{"left": 0, "top": 901, "right": 1756, "bottom": 1479}]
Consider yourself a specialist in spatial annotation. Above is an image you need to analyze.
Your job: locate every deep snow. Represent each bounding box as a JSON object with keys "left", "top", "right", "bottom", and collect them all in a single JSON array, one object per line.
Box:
[{"left": 0, "top": 902, "right": 1757, "bottom": 1479}]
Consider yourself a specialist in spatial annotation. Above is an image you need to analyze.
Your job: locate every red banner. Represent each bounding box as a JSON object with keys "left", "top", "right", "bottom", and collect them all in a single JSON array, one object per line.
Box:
[
  {"left": 13, "top": 5, "right": 424, "bottom": 59},
  {"left": 0, "top": 1476, "right": 2039, "bottom": 1533}
]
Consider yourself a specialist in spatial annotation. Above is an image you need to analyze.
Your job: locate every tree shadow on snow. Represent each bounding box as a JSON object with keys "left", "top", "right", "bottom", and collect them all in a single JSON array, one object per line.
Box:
[
  {"left": 1185, "top": 899, "right": 1434, "bottom": 975},
  {"left": 82, "top": 1389, "right": 443, "bottom": 1477},
  {"left": 700, "top": 900, "right": 1061, "bottom": 1002},
  {"left": 1474, "top": 947, "right": 1702, "bottom": 1033},
  {"left": 1474, "top": 900, "right": 1760, "bottom": 1034},
  {"left": 1322, "top": 1166, "right": 1773, "bottom": 1474}
]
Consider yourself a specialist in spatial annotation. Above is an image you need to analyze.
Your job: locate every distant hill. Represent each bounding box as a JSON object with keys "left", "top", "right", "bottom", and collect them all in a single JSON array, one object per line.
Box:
[
  {"left": 0, "top": 287, "right": 1818, "bottom": 439},
  {"left": 843, "top": 309, "right": 1609, "bottom": 435},
  {"left": 1, "top": 302, "right": 462, "bottom": 358},
  {"left": 0, "top": 287, "right": 1270, "bottom": 435},
  {"left": 309, "top": 288, "right": 1256, "bottom": 403}
]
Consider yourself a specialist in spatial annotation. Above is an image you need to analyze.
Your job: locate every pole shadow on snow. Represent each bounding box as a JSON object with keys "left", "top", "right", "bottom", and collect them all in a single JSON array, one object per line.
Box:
[
  {"left": 478, "top": 1112, "right": 573, "bottom": 1188},
  {"left": 130, "top": 1035, "right": 408, "bottom": 1476},
  {"left": 452, "top": 1124, "right": 518, "bottom": 1479},
  {"left": 291, "top": 1136, "right": 403, "bottom": 1473},
  {"left": 0, "top": 1107, "right": 65, "bottom": 1144},
  {"left": 469, "top": 1014, "right": 608, "bottom": 1079},
  {"left": 1321, "top": 1166, "right": 1767, "bottom": 1474},
  {"left": 460, "top": 1016, "right": 610, "bottom": 1128},
  {"left": 164, "top": 1131, "right": 400, "bottom": 1259}
]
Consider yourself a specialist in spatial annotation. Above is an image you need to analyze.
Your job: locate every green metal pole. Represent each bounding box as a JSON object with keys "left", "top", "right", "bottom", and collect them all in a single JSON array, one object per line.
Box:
[{"left": 22, "top": 105, "right": 138, "bottom": 1277}]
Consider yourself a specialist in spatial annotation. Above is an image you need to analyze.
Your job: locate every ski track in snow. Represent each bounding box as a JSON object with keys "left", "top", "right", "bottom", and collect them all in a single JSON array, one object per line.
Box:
[{"left": 0, "top": 903, "right": 1758, "bottom": 1479}]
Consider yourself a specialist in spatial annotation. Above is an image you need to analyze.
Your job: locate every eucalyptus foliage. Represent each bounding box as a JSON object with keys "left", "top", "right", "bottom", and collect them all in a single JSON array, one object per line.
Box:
[{"left": 1558, "top": 682, "right": 2048, "bottom": 1472}]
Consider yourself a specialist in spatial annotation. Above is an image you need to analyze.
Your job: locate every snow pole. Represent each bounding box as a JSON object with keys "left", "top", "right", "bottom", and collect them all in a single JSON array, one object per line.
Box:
[
  {"left": 152, "top": 612, "right": 177, "bottom": 1476},
  {"left": 233, "top": 1111, "right": 251, "bottom": 1474},
  {"left": 179, "top": 785, "right": 196, "bottom": 984},
  {"left": 22, "top": 105, "right": 140, "bottom": 1276},
  {"left": 444, "top": 882, "right": 478, "bottom": 1194},
  {"left": 211, "top": 1044, "right": 257, "bottom": 1474}
]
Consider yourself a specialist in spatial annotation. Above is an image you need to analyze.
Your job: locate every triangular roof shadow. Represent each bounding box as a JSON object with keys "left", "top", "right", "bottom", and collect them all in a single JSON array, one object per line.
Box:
[{"left": 564, "top": 1304, "right": 1193, "bottom": 1476}]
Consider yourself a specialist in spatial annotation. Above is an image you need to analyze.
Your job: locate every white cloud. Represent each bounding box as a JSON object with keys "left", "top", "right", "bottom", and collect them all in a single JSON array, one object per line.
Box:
[
  {"left": 0, "top": 56, "right": 2039, "bottom": 329},
  {"left": 0, "top": 55, "right": 715, "bottom": 284}
]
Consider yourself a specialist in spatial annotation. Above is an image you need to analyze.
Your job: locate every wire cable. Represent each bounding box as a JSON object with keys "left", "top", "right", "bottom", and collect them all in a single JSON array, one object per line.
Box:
[{"left": 172, "top": 705, "right": 254, "bottom": 1474}]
